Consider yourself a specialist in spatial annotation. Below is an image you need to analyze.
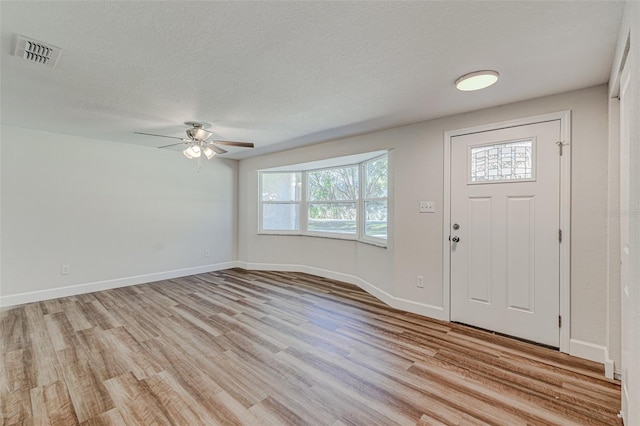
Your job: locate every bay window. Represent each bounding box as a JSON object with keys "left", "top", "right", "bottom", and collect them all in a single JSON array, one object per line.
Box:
[{"left": 259, "top": 153, "right": 388, "bottom": 246}]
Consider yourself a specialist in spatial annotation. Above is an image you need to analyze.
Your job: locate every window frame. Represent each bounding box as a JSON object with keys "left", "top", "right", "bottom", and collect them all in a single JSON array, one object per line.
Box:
[
  {"left": 258, "top": 171, "right": 302, "bottom": 234},
  {"left": 360, "top": 154, "right": 388, "bottom": 245},
  {"left": 258, "top": 153, "right": 388, "bottom": 247},
  {"left": 306, "top": 164, "right": 359, "bottom": 240}
]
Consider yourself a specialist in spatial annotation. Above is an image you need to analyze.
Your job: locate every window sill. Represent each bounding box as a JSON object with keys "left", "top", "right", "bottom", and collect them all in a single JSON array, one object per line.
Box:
[{"left": 257, "top": 232, "right": 387, "bottom": 248}]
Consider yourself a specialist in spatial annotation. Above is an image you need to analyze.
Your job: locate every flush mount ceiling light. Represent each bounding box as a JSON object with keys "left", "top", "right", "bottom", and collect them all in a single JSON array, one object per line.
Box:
[{"left": 455, "top": 70, "right": 500, "bottom": 91}]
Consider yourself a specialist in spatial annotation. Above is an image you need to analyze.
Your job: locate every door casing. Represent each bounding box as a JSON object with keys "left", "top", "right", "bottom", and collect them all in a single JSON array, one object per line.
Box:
[
  {"left": 443, "top": 111, "right": 571, "bottom": 354},
  {"left": 618, "top": 48, "right": 631, "bottom": 422}
]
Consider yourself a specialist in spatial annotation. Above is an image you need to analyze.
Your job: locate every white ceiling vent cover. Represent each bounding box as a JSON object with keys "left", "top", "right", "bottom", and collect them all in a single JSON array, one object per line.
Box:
[{"left": 13, "top": 35, "right": 61, "bottom": 68}]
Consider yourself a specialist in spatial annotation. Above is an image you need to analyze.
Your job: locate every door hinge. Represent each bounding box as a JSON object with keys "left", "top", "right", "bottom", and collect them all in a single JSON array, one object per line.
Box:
[
  {"left": 559, "top": 229, "right": 562, "bottom": 243},
  {"left": 559, "top": 315, "right": 562, "bottom": 328},
  {"left": 556, "top": 141, "right": 566, "bottom": 156}
]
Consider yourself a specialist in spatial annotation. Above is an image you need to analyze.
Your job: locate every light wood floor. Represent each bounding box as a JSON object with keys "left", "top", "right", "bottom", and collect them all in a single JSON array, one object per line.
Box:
[{"left": 1, "top": 269, "right": 622, "bottom": 425}]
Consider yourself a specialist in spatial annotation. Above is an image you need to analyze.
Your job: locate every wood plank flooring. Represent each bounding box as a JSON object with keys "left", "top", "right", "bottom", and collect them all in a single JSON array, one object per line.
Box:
[{"left": 1, "top": 269, "right": 622, "bottom": 425}]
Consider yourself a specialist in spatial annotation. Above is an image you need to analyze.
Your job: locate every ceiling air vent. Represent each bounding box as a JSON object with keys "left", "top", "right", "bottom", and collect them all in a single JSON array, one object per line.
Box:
[{"left": 13, "top": 35, "right": 61, "bottom": 68}]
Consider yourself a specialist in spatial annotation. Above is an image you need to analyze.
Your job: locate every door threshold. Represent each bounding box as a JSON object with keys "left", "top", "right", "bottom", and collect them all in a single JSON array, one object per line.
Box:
[{"left": 452, "top": 321, "right": 559, "bottom": 351}]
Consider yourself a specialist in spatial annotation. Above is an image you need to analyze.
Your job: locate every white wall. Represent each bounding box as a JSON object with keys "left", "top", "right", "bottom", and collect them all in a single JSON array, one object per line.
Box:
[
  {"left": 0, "top": 125, "right": 238, "bottom": 305},
  {"left": 239, "top": 85, "right": 610, "bottom": 359}
]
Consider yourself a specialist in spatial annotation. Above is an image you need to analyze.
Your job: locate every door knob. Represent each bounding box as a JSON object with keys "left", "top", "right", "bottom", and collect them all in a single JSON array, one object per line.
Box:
[{"left": 452, "top": 236, "right": 460, "bottom": 243}]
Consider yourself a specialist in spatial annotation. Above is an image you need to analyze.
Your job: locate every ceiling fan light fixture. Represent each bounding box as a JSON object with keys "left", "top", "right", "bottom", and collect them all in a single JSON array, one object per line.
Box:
[
  {"left": 183, "top": 145, "right": 201, "bottom": 159},
  {"left": 203, "top": 146, "right": 216, "bottom": 160},
  {"left": 455, "top": 70, "right": 499, "bottom": 91},
  {"left": 136, "top": 122, "right": 254, "bottom": 160}
]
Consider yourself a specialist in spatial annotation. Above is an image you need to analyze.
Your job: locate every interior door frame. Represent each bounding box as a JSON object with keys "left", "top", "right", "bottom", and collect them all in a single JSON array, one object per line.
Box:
[{"left": 443, "top": 111, "right": 572, "bottom": 353}]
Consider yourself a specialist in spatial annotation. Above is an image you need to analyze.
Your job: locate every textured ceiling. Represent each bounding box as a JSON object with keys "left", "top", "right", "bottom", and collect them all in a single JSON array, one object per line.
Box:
[{"left": 0, "top": 1, "right": 624, "bottom": 159}]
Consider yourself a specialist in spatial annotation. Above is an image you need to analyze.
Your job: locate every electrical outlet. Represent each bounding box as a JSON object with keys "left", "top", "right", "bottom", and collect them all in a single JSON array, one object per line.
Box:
[
  {"left": 204, "top": 249, "right": 210, "bottom": 257},
  {"left": 416, "top": 276, "right": 424, "bottom": 288},
  {"left": 61, "top": 264, "right": 71, "bottom": 275}
]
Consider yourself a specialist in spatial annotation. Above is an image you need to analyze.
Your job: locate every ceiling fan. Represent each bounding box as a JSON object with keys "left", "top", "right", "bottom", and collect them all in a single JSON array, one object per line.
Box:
[{"left": 135, "top": 122, "right": 254, "bottom": 160}]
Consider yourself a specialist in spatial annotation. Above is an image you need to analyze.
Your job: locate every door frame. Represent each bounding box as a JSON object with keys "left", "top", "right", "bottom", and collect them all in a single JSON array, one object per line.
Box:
[
  {"left": 617, "top": 42, "right": 631, "bottom": 419},
  {"left": 443, "top": 111, "right": 572, "bottom": 353}
]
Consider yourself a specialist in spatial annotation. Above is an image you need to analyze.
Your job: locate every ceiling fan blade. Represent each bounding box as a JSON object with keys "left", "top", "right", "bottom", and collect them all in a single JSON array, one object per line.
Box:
[
  {"left": 206, "top": 143, "right": 228, "bottom": 154},
  {"left": 157, "top": 142, "right": 189, "bottom": 149},
  {"left": 135, "top": 132, "right": 186, "bottom": 141},
  {"left": 213, "top": 140, "right": 255, "bottom": 148}
]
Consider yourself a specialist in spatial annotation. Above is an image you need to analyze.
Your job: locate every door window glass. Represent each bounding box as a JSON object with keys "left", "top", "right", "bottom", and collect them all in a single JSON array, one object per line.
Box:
[{"left": 469, "top": 139, "right": 534, "bottom": 183}]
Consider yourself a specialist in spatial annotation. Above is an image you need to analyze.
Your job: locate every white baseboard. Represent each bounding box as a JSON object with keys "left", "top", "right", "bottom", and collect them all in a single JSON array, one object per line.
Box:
[
  {"left": 569, "top": 338, "right": 608, "bottom": 365},
  {"left": 0, "top": 261, "right": 241, "bottom": 308},
  {"left": 237, "top": 261, "right": 446, "bottom": 321}
]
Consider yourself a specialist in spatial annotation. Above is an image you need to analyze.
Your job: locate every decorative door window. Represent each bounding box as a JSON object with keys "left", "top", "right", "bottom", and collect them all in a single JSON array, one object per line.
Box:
[{"left": 469, "top": 139, "right": 535, "bottom": 183}]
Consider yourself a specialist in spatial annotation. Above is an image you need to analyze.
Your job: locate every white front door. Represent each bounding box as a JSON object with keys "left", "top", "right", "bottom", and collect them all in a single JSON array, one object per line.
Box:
[{"left": 450, "top": 120, "right": 561, "bottom": 347}]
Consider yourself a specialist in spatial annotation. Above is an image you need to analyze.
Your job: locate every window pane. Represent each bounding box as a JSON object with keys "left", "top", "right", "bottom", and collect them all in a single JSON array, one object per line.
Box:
[
  {"left": 470, "top": 140, "right": 533, "bottom": 183},
  {"left": 364, "top": 157, "right": 388, "bottom": 198},
  {"left": 308, "top": 203, "right": 356, "bottom": 234},
  {"left": 261, "top": 173, "right": 301, "bottom": 201},
  {"left": 308, "top": 167, "right": 358, "bottom": 201},
  {"left": 262, "top": 203, "right": 300, "bottom": 231},
  {"left": 365, "top": 201, "right": 387, "bottom": 239}
]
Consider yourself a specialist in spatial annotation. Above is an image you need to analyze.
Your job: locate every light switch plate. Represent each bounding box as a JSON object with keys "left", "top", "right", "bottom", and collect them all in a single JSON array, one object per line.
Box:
[{"left": 419, "top": 201, "right": 435, "bottom": 213}]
